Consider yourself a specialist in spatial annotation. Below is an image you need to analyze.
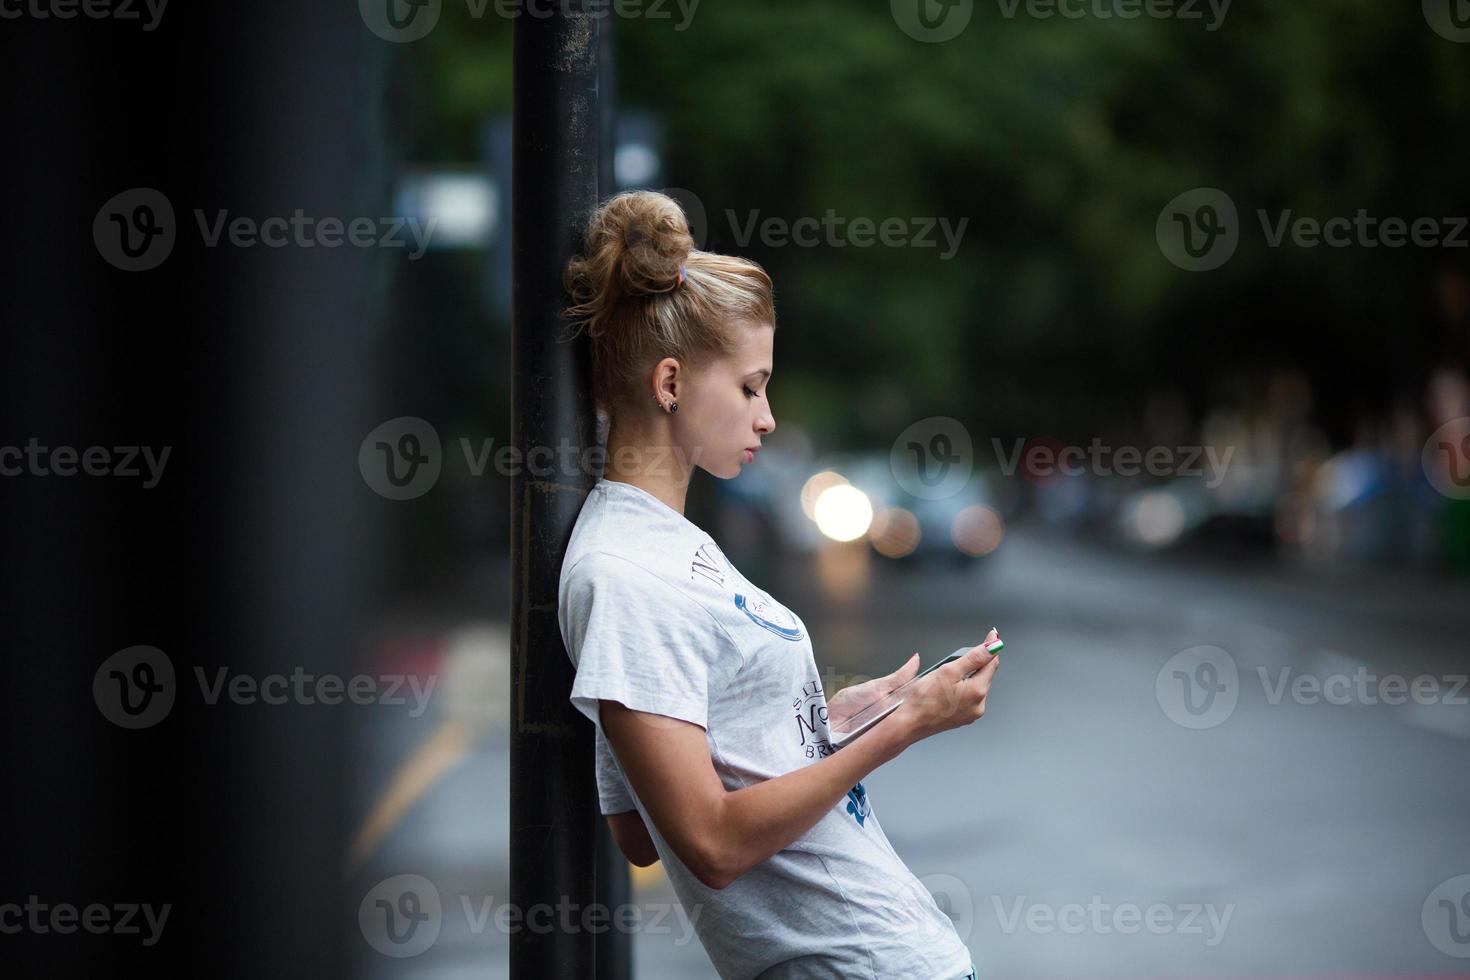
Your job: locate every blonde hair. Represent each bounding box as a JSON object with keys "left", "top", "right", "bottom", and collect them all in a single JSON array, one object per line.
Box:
[{"left": 564, "top": 190, "right": 776, "bottom": 420}]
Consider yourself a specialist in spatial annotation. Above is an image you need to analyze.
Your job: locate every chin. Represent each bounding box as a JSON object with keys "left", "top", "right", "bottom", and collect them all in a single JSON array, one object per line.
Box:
[{"left": 702, "top": 458, "right": 743, "bottom": 480}]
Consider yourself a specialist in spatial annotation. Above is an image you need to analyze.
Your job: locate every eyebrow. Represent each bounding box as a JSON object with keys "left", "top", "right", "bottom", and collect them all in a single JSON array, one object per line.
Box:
[{"left": 747, "top": 369, "right": 771, "bottom": 380}]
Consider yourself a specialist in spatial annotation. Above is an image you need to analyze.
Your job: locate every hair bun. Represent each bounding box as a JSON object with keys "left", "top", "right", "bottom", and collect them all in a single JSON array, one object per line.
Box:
[{"left": 568, "top": 192, "right": 693, "bottom": 322}]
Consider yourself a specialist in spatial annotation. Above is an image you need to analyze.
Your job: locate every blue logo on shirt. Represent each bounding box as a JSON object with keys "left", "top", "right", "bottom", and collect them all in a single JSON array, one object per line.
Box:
[
  {"left": 845, "top": 782, "right": 870, "bottom": 826},
  {"left": 733, "top": 593, "right": 805, "bottom": 641}
]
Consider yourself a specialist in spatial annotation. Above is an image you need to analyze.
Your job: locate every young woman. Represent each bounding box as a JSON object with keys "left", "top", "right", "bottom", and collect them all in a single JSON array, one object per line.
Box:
[{"left": 556, "top": 190, "right": 1000, "bottom": 979}]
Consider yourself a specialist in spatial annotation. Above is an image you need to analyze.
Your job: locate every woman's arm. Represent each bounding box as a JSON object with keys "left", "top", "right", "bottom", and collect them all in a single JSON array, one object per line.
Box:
[
  {"left": 599, "top": 631, "right": 1000, "bottom": 891},
  {"left": 606, "top": 810, "right": 660, "bottom": 867}
]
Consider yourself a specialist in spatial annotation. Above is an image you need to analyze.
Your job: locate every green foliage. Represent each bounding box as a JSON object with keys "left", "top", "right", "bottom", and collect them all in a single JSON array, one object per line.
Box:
[{"left": 415, "top": 1, "right": 1468, "bottom": 444}]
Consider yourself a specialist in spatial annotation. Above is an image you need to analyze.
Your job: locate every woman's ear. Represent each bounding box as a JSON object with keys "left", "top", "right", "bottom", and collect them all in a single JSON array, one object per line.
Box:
[{"left": 652, "top": 356, "right": 682, "bottom": 403}]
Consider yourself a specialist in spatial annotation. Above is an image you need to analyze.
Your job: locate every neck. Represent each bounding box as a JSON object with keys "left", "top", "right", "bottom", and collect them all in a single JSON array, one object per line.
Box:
[{"left": 603, "top": 420, "right": 693, "bottom": 515}]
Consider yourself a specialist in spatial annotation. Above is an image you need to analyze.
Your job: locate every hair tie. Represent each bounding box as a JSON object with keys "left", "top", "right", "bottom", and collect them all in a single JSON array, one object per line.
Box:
[{"left": 677, "top": 263, "right": 687, "bottom": 286}]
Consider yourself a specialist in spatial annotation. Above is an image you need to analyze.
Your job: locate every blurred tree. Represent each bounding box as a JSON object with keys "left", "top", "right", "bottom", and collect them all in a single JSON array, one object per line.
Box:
[{"left": 407, "top": 0, "right": 1468, "bottom": 448}]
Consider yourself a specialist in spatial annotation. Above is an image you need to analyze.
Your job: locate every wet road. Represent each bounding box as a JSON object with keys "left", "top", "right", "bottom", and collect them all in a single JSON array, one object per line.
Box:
[{"left": 357, "top": 529, "right": 1470, "bottom": 978}]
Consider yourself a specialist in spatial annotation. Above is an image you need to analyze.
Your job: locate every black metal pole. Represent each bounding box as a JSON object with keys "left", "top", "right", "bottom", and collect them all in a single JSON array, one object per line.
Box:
[
  {"left": 592, "top": 12, "right": 635, "bottom": 980},
  {"left": 510, "top": 3, "right": 602, "bottom": 978}
]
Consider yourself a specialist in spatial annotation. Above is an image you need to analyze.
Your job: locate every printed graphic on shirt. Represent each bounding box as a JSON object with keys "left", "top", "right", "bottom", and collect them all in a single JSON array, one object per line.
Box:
[
  {"left": 690, "top": 540, "right": 807, "bottom": 642},
  {"left": 845, "top": 781, "right": 870, "bottom": 827},
  {"left": 792, "top": 679, "right": 833, "bottom": 760},
  {"left": 734, "top": 592, "right": 805, "bottom": 641},
  {"left": 689, "top": 542, "right": 725, "bottom": 587}
]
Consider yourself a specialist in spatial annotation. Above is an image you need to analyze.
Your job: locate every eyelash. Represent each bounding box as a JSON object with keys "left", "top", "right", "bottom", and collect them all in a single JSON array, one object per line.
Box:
[{"left": 744, "top": 385, "right": 760, "bottom": 399}]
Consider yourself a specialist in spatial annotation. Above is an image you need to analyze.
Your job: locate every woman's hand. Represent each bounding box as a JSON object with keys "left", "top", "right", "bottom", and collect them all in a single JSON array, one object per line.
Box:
[
  {"left": 891, "top": 628, "right": 1001, "bottom": 744},
  {"left": 825, "top": 654, "right": 922, "bottom": 731}
]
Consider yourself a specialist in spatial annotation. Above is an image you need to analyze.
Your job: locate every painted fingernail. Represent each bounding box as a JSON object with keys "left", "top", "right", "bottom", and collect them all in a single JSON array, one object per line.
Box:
[{"left": 985, "top": 639, "right": 1004, "bottom": 652}]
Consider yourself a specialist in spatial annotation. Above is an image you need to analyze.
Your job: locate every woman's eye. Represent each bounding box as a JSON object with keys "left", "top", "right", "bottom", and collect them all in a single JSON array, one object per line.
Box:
[{"left": 743, "top": 385, "right": 758, "bottom": 398}]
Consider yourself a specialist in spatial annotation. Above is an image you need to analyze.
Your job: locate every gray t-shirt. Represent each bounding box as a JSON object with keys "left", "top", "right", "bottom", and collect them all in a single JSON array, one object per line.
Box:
[{"left": 557, "top": 478, "right": 973, "bottom": 980}]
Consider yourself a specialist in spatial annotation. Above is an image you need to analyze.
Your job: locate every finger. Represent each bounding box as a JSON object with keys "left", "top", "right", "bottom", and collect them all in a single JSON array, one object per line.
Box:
[
  {"left": 889, "top": 652, "right": 919, "bottom": 684},
  {"left": 951, "top": 635, "right": 1000, "bottom": 678},
  {"left": 965, "top": 653, "right": 1000, "bottom": 694}
]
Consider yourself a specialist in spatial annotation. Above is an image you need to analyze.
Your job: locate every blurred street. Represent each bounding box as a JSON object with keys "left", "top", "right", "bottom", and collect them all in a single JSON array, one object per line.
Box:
[
  {"left": 355, "top": 526, "right": 1470, "bottom": 978},
  {"left": 8, "top": 4, "right": 1470, "bottom": 978}
]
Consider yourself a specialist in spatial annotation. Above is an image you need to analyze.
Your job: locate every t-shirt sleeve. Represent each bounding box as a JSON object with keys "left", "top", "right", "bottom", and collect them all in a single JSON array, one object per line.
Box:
[
  {"left": 594, "top": 725, "right": 636, "bottom": 815},
  {"left": 560, "top": 551, "right": 741, "bottom": 732}
]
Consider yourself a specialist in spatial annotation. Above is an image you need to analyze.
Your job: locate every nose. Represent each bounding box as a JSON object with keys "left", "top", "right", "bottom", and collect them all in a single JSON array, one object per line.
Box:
[{"left": 756, "top": 398, "right": 775, "bottom": 436}]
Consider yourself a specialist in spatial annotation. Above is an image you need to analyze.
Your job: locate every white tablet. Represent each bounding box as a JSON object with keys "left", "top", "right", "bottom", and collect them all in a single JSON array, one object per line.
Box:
[{"left": 828, "top": 647, "right": 972, "bottom": 749}]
